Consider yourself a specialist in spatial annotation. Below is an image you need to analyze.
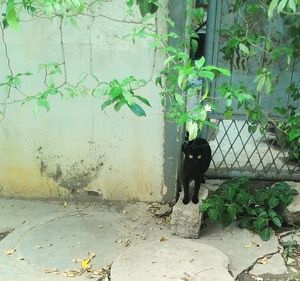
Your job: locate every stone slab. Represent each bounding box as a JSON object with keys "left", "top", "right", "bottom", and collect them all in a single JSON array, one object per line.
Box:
[
  {"left": 280, "top": 231, "right": 300, "bottom": 245},
  {"left": 249, "top": 253, "right": 287, "bottom": 276},
  {"left": 170, "top": 188, "right": 208, "bottom": 238},
  {"left": 111, "top": 238, "right": 234, "bottom": 281},
  {"left": 199, "top": 222, "right": 279, "bottom": 277},
  {"left": 282, "top": 181, "right": 300, "bottom": 225}
]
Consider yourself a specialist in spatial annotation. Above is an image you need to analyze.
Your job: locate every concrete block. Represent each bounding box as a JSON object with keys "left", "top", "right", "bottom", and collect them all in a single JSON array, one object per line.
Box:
[
  {"left": 170, "top": 188, "right": 208, "bottom": 239},
  {"left": 282, "top": 181, "right": 300, "bottom": 225}
]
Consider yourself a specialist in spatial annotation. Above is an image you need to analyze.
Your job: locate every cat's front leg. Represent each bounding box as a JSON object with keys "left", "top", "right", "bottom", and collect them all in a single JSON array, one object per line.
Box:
[
  {"left": 182, "top": 177, "right": 190, "bottom": 205},
  {"left": 192, "top": 178, "right": 201, "bottom": 204},
  {"left": 200, "top": 174, "right": 206, "bottom": 183}
]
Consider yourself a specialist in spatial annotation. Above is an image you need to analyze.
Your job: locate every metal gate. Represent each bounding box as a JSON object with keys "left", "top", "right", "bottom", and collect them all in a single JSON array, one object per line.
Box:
[{"left": 202, "top": 0, "right": 300, "bottom": 181}]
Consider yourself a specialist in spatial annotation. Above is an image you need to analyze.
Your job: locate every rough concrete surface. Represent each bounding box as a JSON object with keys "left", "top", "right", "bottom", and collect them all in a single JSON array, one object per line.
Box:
[
  {"left": 111, "top": 239, "right": 234, "bottom": 281},
  {"left": 0, "top": 197, "right": 287, "bottom": 281},
  {"left": 199, "top": 222, "right": 280, "bottom": 277},
  {"left": 280, "top": 231, "right": 300, "bottom": 245},
  {"left": 249, "top": 253, "right": 287, "bottom": 275},
  {"left": 283, "top": 181, "right": 300, "bottom": 225},
  {"left": 0, "top": 199, "right": 168, "bottom": 281},
  {"left": 170, "top": 188, "right": 208, "bottom": 238}
]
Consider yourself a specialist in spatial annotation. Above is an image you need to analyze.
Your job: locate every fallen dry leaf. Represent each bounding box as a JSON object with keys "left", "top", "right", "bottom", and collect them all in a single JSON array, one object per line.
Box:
[
  {"left": 122, "top": 209, "right": 128, "bottom": 215},
  {"left": 160, "top": 236, "right": 168, "bottom": 242},
  {"left": 3, "top": 248, "right": 16, "bottom": 255},
  {"left": 124, "top": 239, "right": 131, "bottom": 247},
  {"left": 244, "top": 244, "right": 251, "bottom": 248},
  {"left": 44, "top": 268, "right": 59, "bottom": 274},
  {"left": 64, "top": 269, "right": 81, "bottom": 277},
  {"left": 257, "top": 257, "right": 268, "bottom": 265}
]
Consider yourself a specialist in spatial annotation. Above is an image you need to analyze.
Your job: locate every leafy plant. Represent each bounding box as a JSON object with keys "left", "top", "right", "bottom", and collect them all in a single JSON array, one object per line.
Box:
[
  {"left": 200, "top": 177, "right": 298, "bottom": 241},
  {"left": 219, "top": 0, "right": 300, "bottom": 161}
]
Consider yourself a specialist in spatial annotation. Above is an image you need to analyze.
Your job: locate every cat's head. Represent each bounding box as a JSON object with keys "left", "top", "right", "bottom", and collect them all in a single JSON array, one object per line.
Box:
[
  {"left": 182, "top": 135, "right": 211, "bottom": 160},
  {"left": 182, "top": 141, "right": 206, "bottom": 161}
]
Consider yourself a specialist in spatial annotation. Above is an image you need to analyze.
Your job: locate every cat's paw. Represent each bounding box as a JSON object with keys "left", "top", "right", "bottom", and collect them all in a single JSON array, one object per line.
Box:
[
  {"left": 192, "top": 197, "right": 199, "bottom": 204},
  {"left": 182, "top": 197, "right": 190, "bottom": 205}
]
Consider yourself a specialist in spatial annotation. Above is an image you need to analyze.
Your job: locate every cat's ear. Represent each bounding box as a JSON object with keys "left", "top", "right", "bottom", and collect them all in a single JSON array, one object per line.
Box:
[
  {"left": 182, "top": 142, "right": 188, "bottom": 153},
  {"left": 185, "top": 131, "right": 189, "bottom": 141}
]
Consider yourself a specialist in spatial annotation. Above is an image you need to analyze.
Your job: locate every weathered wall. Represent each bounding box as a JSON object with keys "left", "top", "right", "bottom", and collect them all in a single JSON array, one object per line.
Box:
[{"left": 0, "top": 1, "right": 170, "bottom": 201}]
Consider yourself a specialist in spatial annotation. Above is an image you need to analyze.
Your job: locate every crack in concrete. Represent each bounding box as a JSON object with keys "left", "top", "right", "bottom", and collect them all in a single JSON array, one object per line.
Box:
[
  {"left": 235, "top": 250, "right": 280, "bottom": 280},
  {"left": 0, "top": 228, "right": 14, "bottom": 241}
]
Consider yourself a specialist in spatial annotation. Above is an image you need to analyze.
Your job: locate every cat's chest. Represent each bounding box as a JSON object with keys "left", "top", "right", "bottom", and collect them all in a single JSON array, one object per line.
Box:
[{"left": 183, "top": 160, "right": 203, "bottom": 175}]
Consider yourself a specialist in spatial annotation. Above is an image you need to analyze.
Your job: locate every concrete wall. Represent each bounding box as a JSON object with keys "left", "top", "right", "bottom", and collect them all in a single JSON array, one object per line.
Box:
[{"left": 0, "top": 1, "right": 172, "bottom": 202}]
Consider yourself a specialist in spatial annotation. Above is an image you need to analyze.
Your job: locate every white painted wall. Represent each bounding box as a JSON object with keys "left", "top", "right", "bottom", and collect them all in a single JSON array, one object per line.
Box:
[{"left": 0, "top": 1, "right": 168, "bottom": 201}]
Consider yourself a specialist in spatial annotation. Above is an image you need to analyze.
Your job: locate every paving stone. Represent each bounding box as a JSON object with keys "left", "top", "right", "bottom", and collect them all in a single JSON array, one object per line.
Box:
[
  {"left": 111, "top": 238, "right": 234, "bottom": 281},
  {"left": 170, "top": 188, "right": 208, "bottom": 238},
  {"left": 280, "top": 231, "right": 300, "bottom": 245},
  {"left": 282, "top": 181, "right": 300, "bottom": 225},
  {"left": 249, "top": 254, "right": 287, "bottom": 276},
  {"left": 199, "top": 222, "right": 279, "bottom": 277}
]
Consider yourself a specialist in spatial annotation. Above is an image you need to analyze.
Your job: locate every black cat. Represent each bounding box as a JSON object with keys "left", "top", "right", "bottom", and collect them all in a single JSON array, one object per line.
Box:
[{"left": 181, "top": 136, "right": 212, "bottom": 204}]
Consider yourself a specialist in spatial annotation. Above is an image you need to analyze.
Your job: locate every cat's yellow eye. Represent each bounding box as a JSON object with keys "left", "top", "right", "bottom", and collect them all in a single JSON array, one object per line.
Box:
[
  {"left": 197, "top": 155, "right": 202, "bottom": 159},
  {"left": 189, "top": 155, "right": 193, "bottom": 159}
]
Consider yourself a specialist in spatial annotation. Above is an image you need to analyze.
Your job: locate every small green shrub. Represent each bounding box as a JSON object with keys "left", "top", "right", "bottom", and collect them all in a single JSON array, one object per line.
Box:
[{"left": 200, "top": 177, "right": 298, "bottom": 241}]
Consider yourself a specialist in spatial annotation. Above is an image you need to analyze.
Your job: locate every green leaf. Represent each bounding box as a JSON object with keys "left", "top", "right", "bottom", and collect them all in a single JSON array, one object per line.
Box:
[
  {"left": 198, "top": 71, "right": 215, "bottom": 81},
  {"left": 288, "top": 0, "right": 296, "bottom": 12},
  {"left": 277, "top": 0, "right": 288, "bottom": 13},
  {"left": 178, "top": 74, "right": 187, "bottom": 89},
  {"left": 260, "top": 227, "right": 272, "bottom": 241},
  {"left": 37, "top": 98, "right": 50, "bottom": 111},
  {"left": 126, "top": 0, "right": 134, "bottom": 8},
  {"left": 271, "top": 217, "right": 282, "bottom": 228},
  {"left": 174, "top": 93, "right": 184, "bottom": 106},
  {"left": 258, "top": 211, "right": 269, "bottom": 219},
  {"left": 268, "top": 0, "right": 279, "bottom": 18},
  {"left": 128, "top": 103, "right": 146, "bottom": 117},
  {"left": 135, "top": 95, "right": 151, "bottom": 107},
  {"left": 186, "top": 121, "right": 198, "bottom": 141},
  {"left": 101, "top": 99, "right": 114, "bottom": 110},
  {"left": 202, "top": 66, "right": 231, "bottom": 76},
  {"left": 114, "top": 100, "right": 126, "bottom": 111},
  {"left": 239, "top": 217, "right": 252, "bottom": 228},
  {"left": 191, "top": 39, "right": 198, "bottom": 54},
  {"left": 138, "top": 0, "right": 158, "bottom": 17},
  {"left": 269, "top": 196, "right": 280, "bottom": 208},
  {"left": 224, "top": 107, "right": 233, "bottom": 119},
  {"left": 239, "top": 43, "right": 250, "bottom": 55},
  {"left": 208, "top": 208, "right": 218, "bottom": 221},
  {"left": 155, "top": 77, "right": 162, "bottom": 88},
  {"left": 6, "top": 0, "right": 19, "bottom": 30},
  {"left": 109, "top": 86, "right": 122, "bottom": 98},
  {"left": 265, "top": 77, "right": 272, "bottom": 95},
  {"left": 253, "top": 218, "right": 268, "bottom": 231},
  {"left": 195, "top": 57, "right": 205, "bottom": 69},
  {"left": 268, "top": 209, "right": 277, "bottom": 218},
  {"left": 225, "top": 186, "right": 236, "bottom": 201},
  {"left": 198, "top": 108, "right": 207, "bottom": 122},
  {"left": 122, "top": 90, "right": 134, "bottom": 105},
  {"left": 256, "top": 76, "right": 266, "bottom": 92},
  {"left": 227, "top": 205, "right": 237, "bottom": 220}
]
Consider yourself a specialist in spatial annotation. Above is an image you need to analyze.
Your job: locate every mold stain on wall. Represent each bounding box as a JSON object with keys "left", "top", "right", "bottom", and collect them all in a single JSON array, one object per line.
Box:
[{"left": 36, "top": 143, "right": 105, "bottom": 195}]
